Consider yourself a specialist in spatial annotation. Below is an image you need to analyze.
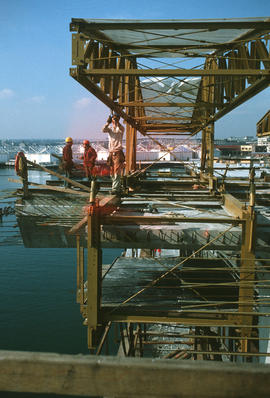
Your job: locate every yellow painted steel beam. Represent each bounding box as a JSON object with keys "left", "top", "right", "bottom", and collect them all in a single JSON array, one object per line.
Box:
[
  {"left": 140, "top": 123, "right": 200, "bottom": 128},
  {"left": 145, "top": 129, "right": 195, "bottom": 133},
  {"left": 119, "top": 102, "right": 198, "bottom": 107},
  {"left": 125, "top": 124, "right": 137, "bottom": 173},
  {"left": 257, "top": 130, "right": 270, "bottom": 137},
  {"left": 193, "top": 76, "right": 270, "bottom": 134},
  {"left": 147, "top": 132, "right": 192, "bottom": 135},
  {"left": 102, "top": 215, "right": 243, "bottom": 225},
  {"left": 70, "top": 18, "right": 270, "bottom": 32},
  {"left": 83, "top": 68, "right": 270, "bottom": 77},
  {"left": 87, "top": 212, "right": 102, "bottom": 349},
  {"left": 205, "top": 124, "right": 214, "bottom": 187},
  {"left": 101, "top": 312, "right": 237, "bottom": 327},
  {"left": 134, "top": 116, "right": 193, "bottom": 121},
  {"left": 76, "top": 235, "right": 81, "bottom": 303},
  {"left": 257, "top": 109, "right": 270, "bottom": 137},
  {"left": 70, "top": 19, "right": 270, "bottom": 31},
  {"left": 238, "top": 209, "right": 256, "bottom": 352}
]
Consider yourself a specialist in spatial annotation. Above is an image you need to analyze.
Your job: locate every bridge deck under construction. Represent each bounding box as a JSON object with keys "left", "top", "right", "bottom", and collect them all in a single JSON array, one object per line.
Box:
[{"left": 11, "top": 163, "right": 270, "bottom": 362}]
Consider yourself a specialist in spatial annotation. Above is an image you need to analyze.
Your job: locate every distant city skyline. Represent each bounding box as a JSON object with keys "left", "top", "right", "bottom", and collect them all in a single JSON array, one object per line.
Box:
[{"left": 1, "top": 1, "right": 269, "bottom": 141}]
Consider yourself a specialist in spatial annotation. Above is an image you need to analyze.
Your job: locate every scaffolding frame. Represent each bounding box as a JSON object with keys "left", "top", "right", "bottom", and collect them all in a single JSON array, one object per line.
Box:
[
  {"left": 70, "top": 17, "right": 270, "bottom": 176},
  {"left": 66, "top": 18, "right": 270, "bottom": 359}
]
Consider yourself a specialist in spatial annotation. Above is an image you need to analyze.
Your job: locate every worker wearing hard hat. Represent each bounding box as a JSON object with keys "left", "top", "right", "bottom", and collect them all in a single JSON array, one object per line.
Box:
[
  {"left": 82, "top": 140, "right": 97, "bottom": 181},
  {"left": 62, "top": 137, "right": 73, "bottom": 187},
  {"left": 102, "top": 113, "right": 125, "bottom": 195}
]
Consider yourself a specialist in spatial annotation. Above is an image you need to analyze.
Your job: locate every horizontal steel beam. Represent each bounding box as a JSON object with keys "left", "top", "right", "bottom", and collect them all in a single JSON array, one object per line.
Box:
[
  {"left": 101, "top": 223, "right": 241, "bottom": 249},
  {"left": 119, "top": 102, "right": 197, "bottom": 107},
  {"left": 257, "top": 131, "right": 270, "bottom": 137},
  {"left": 83, "top": 68, "right": 270, "bottom": 77},
  {"left": 71, "top": 18, "right": 270, "bottom": 31},
  {"left": 140, "top": 123, "right": 200, "bottom": 128},
  {"left": 147, "top": 132, "right": 192, "bottom": 135},
  {"left": 102, "top": 215, "right": 242, "bottom": 225},
  {"left": 135, "top": 116, "right": 193, "bottom": 121},
  {"left": 101, "top": 309, "right": 238, "bottom": 326},
  {"left": 145, "top": 129, "right": 194, "bottom": 132}
]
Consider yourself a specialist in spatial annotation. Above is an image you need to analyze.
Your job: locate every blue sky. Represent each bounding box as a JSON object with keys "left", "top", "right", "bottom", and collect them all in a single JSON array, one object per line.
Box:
[{"left": 0, "top": 0, "right": 269, "bottom": 141}]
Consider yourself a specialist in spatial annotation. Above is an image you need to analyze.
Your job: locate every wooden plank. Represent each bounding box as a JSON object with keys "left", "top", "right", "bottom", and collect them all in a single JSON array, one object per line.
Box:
[
  {"left": 69, "top": 215, "right": 88, "bottom": 234},
  {"left": 25, "top": 159, "right": 91, "bottom": 192},
  {"left": 8, "top": 178, "right": 89, "bottom": 197},
  {"left": 1, "top": 350, "right": 270, "bottom": 397},
  {"left": 223, "top": 194, "right": 244, "bottom": 218}
]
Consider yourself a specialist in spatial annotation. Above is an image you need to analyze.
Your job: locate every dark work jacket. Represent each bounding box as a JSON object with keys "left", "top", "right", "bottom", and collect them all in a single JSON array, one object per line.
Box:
[{"left": 62, "top": 144, "right": 73, "bottom": 171}]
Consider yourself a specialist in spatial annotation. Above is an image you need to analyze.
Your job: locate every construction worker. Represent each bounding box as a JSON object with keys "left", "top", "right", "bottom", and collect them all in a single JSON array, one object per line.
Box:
[
  {"left": 62, "top": 137, "right": 73, "bottom": 187},
  {"left": 82, "top": 140, "right": 97, "bottom": 181},
  {"left": 102, "top": 113, "right": 125, "bottom": 195}
]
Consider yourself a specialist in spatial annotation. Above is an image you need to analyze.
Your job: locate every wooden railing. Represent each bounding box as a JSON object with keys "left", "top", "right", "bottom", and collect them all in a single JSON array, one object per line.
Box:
[{"left": 1, "top": 350, "right": 270, "bottom": 397}]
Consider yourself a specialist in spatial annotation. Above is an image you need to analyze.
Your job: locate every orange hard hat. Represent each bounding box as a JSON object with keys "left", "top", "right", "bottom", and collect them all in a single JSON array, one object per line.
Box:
[
  {"left": 65, "top": 137, "right": 73, "bottom": 143},
  {"left": 83, "top": 140, "right": 90, "bottom": 146}
]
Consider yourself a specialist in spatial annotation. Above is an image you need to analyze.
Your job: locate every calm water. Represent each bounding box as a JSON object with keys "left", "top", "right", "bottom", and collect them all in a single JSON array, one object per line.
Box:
[{"left": 0, "top": 168, "right": 122, "bottom": 356}]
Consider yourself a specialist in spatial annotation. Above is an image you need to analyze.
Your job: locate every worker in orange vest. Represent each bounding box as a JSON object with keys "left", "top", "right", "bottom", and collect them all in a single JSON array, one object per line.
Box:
[{"left": 82, "top": 140, "right": 97, "bottom": 181}]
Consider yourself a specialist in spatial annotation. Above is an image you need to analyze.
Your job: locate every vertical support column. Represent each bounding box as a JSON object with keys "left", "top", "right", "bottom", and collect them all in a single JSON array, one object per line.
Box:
[
  {"left": 200, "top": 55, "right": 215, "bottom": 183},
  {"left": 71, "top": 33, "right": 86, "bottom": 66},
  {"left": 22, "top": 168, "right": 29, "bottom": 198},
  {"left": 238, "top": 207, "right": 256, "bottom": 358},
  {"left": 79, "top": 244, "right": 85, "bottom": 308},
  {"left": 76, "top": 234, "right": 85, "bottom": 309},
  {"left": 87, "top": 206, "right": 102, "bottom": 349},
  {"left": 200, "top": 128, "right": 207, "bottom": 177},
  {"left": 17, "top": 152, "right": 29, "bottom": 198},
  {"left": 124, "top": 56, "right": 137, "bottom": 175},
  {"left": 205, "top": 123, "right": 214, "bottom": 191},
  {"left": 76, "top": 235, "right": 81, "bottom": 303},
  {"left": 125, "top": 124, "right": 137, "bottom": 174}
]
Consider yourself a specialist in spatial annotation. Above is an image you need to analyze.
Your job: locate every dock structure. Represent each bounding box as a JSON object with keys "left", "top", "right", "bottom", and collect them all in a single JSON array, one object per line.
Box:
[{"left": 10, "top": 17, "right": 270, "bottom": 366}]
